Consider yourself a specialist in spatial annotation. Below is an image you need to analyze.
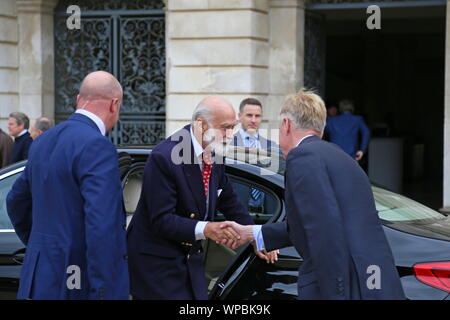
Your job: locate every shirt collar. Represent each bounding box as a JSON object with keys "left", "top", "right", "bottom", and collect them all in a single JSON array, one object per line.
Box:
[
  {"left": 295, "top": 134, "right": 315, "bottom": 148},
  {"left": 17, "top": 129, "right": 28, "bottom": 138},
  {"left": 239, "top": 128, "right": 259, "bottom": 141},
  {"left": 75, "top": 109, "right": 106, "bottom": 136},
  {"left": 190, "top": 125, "right": 204, "bottom": 158}
]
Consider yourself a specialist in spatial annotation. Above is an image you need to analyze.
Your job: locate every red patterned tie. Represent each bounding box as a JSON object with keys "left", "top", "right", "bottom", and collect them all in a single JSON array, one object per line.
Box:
[{"left": 202, "top": 153, "right": 212, "bottom": 197}]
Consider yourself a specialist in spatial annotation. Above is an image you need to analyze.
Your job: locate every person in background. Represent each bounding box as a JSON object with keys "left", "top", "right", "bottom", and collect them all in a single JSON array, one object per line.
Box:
[
  {"left": 30, "top": 117, "right": 53, "bottom": 140},
  {"left": 8, "top": 112, "right": 33, "bottom": 165},
  {"left": 232, "top": 98, "right": 278, "bottom": 151},
  {"left": 324, "top": 99, "right": 370, "bottom": 162},
  {"left": 0, "top": 128, "right": 13, "bottom": 169},
  {"left": 232, "top": 98, "right": 279, "bottom": 213}
]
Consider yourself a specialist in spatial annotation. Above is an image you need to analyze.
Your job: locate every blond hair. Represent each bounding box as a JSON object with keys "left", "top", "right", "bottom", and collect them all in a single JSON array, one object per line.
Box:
[{"left": 280, "top": 88, "right": 327, "bottom": 133}]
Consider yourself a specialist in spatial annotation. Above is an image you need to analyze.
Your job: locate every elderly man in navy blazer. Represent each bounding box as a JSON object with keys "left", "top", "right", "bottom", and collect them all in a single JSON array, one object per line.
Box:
[
  {"left": 7, "top": 71, "right": 129, "bottom": 299},
  {"left": 223, "top": 90, "right": 405, "bottom": 300},
  {"left": 127, "top": 97, "right": 278, "bottom": 300}
]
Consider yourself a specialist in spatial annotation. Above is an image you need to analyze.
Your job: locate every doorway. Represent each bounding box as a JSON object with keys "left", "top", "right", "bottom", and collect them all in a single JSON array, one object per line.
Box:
[{"left": 306, "top": 2, "right": 446, "bottom": 209}]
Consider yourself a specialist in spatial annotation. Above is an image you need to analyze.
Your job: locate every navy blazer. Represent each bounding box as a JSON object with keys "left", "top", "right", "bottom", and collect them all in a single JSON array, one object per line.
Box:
[
  {"left": 262, "top": 135, "right": 405, "bottom": 300},
  {"left": 9, "top": 131, "right": 33, "bottom": 165},
  {"left": 6, "top": 113, "right": 129, "bottom": 300},
  {"left": 127, "top": 125, "right": 253, "bottom": 300},
  {"left": 324, "top": 112, "right": 370, "bottom": 158}
]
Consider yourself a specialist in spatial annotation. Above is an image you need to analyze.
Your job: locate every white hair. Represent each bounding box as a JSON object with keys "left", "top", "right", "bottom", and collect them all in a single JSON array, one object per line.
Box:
[
  {"left": 191, "top": 104, "right": 213, "bottom": 125},
  {"left": 279, "top": 88, "right": 327, "bottom": 133}
]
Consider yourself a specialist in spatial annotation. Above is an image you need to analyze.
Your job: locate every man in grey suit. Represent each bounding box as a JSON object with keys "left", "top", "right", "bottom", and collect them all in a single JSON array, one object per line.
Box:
[
  {"left": 231, "top": 98, "right": 279, "bottom": 213},
  {"left": 232, "top": 98, "right": 278, "bottom": 151}
]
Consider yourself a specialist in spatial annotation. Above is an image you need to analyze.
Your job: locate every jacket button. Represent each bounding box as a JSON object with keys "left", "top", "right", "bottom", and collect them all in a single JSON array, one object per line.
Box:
[{"left": 190, "top": 213, "right": 196, "bottom": 219}]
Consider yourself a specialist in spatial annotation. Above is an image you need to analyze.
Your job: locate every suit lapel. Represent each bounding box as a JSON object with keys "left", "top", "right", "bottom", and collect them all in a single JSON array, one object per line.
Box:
[
  {"left": 181, "top": 127, "right": 207, "bottom": 218},
  {"left": 236, "top": 132, "right": 244, "bottom": 147},
  {"left": 182, "top": 163, "right": 207, "bottom": 217}
]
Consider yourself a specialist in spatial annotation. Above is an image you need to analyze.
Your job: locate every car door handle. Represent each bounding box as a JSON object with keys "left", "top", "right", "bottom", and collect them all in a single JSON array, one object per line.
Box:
[{"left": 11, "top": 248, "right": 26, "bottom": 265}]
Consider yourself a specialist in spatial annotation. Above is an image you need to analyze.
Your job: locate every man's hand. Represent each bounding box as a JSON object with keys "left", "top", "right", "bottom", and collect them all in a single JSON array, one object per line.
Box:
[
  {"left": 252, "top": 242, "right": 279, "bottom": 264},
  {"left": 355, "top": 151, "right": 364, "bottom": 161},
  {"left": 218, "top": 221, "right": 254, "bottom": 249},
  {"left": 204, "top": 222, "right": 240, "bottom": 245}
]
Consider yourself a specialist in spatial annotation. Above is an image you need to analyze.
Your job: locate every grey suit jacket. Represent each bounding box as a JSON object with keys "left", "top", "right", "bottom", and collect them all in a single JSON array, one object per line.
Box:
[{"left": 232, "top": 131, "right": 278, "bottom": 150}]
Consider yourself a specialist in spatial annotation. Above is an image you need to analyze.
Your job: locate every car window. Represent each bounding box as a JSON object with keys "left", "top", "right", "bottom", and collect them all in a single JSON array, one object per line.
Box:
[
  {"left": 216, "top": 177, "right": 281, "bottom": 224},
  {"left": 373, "top": 186, "right": 444, "bottom": 222},
  {"left": 0, "top": 172, "right": 21, "bottom": 229},
  {"left": 122, "top": 167, "right": 144, "bottom": 228}
]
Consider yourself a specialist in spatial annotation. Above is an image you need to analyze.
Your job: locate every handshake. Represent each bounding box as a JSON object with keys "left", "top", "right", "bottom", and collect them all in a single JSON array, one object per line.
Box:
[{"left": 204, "top": 221, "right": 279, "bottom": 264}]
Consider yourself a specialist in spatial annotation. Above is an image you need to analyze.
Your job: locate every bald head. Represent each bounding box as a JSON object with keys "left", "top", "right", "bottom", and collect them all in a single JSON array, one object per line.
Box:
[
  {"left": 76, "top": 71, "right": 123, "bottom": 132},
  {"left": 78, "top": 71, "right": 122, "bottom": 103}
]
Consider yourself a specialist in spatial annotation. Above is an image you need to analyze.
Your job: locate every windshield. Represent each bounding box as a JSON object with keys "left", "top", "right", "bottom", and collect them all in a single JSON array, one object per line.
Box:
[{"left": 373, "top": 186, "right": 444, "bottom": 222}]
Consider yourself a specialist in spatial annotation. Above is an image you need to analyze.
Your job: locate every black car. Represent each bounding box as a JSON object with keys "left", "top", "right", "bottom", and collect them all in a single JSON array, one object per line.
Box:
[{"left": 0, "top": 147, "right": 449, "bottom": 300}]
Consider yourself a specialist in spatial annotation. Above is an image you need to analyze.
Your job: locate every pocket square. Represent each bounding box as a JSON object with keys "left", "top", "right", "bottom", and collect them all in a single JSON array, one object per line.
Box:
[{"left": 217, "top": 189, "right": 223, "bottom": 197}]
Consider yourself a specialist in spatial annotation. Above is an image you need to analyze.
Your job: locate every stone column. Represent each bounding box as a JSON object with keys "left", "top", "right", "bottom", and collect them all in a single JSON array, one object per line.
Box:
[
  {"left": 443, "top": 0, "right": 450, "bottom": 212},
  {"left": 267, "top": 0, "right": 305, "bottom": 141},
  {"left": 165, "top": 0, "right": 270, "bottom": 135},
  {"left": 16, "top": 0, "right": 58, "bottom": 124},
  {"left": 0, "top": 0, "right": 18, "bottom": 130}
]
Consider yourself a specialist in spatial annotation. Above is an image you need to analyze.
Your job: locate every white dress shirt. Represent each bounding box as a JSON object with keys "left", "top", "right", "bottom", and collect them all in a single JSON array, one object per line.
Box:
[
  {"left": 75, "top": 109, "right": 106, "bottom": 136},
  {"left": 17, "top": 129, "right": 28, "bottom": 138},
  {"left": 252, "top": 134, "right": 315, "bottom": 251},
  {"left": 239, "top": 128, "right": 261, "bottom": 149}
]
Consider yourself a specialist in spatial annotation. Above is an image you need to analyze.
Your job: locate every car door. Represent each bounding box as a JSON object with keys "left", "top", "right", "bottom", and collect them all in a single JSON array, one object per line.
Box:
[
  {"left": 121, "top": 160, "right": 146, "bottom": 229},
  {"left": 0, "top": 166, "right": 27, "bottom": 299},
  {"left": 206, "top": 166, "right": 302, "bottom": 300}
]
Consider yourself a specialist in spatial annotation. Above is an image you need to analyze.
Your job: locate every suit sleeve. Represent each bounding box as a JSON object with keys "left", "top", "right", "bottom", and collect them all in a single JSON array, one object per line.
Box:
[
  {"left": 143, "top": 151, "right": 198, "bottom": 242},
  {"left": 287, "top": 150, "right": 351, "bottom": 299},
  {"left": 358, "top": 117, "right": 371, "bottom": 153},
  {"left": 77, "top": 137, "right": 128, "bottom": 299},
  {"left": 261, "top": 222, "right": 291, "bottom": 251},
  {"left": 216, "top": 164, "right": 254, "bottom": 225},
  {"left": 23, "top": 137, "right": 32, "bottom": 160},
  {"left": 6, "top": 166, "right": 32, "bottom": 245}
]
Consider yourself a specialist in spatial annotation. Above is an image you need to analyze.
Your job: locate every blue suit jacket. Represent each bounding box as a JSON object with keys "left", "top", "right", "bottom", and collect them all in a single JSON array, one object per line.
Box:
[
  {"left": 324, "top": 112, "right": 370, "bottom": 158},
  {"left": 6, "top": 113, "right": 129, "bottom": 300},
  {"left": 262, "top": 135, "right": 405, "bottom": 300},
  {"left": 127, "top": 125, "right": 253, "bottom": 300}
]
